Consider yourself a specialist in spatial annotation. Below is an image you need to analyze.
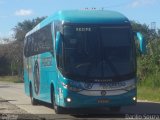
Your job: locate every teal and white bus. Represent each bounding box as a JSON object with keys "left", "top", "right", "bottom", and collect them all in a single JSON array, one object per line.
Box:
[{"left": 23, "top": 10, "right": 146, "bottom": 114}]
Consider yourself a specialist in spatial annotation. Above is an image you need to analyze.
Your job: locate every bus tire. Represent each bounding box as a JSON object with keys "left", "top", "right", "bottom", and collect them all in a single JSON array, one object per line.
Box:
[
  {"left": 54, "top": 104, "right": 65, "bottom": 114},
  {"left": 110, "top": 107, "right": 121, "bottom": 112},
  {"left": 51, "top": 85, "right": 64, "bottom": 114},
  {"left": 51, "top": 85, "right": 55, "bottom": 108},
  {"left": 30, "top": 84, "right": 38, "bottom": 105}
]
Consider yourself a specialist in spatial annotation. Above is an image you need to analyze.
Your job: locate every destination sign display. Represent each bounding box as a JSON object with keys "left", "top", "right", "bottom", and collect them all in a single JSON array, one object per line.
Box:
[{"left": 76, "top": 27, "right": 91, "bottom": 32}]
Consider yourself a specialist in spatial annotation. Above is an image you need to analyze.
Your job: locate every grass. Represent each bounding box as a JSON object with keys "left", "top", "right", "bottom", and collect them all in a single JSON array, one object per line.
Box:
[
  {"left": 0, "top": 76, "right": 23, "bottom": 83},
  {"left": 137, "top": 86, "right": 160, "bottom": 102},
  {"left": 137, "top": 72, "right": 160, "bottom": 102}
]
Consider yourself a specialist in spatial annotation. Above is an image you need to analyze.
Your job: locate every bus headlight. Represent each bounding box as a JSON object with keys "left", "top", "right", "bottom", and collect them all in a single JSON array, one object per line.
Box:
[{"left": 62, "top": 82, "right": 82, "bottom": 92}]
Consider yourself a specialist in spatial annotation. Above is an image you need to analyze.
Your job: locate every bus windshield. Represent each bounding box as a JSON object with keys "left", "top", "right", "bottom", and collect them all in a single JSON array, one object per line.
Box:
[{"left": 62, "top": 25, "right": 135, "bottom": 81}]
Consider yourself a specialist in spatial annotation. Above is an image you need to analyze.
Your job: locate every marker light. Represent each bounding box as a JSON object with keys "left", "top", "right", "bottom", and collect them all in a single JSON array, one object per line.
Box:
[
  {"left": 133, "top": 97, "right": 136, "bottom": 101},
  {"left": 66, "top": 98, "right": 72, "bottom": 102}
]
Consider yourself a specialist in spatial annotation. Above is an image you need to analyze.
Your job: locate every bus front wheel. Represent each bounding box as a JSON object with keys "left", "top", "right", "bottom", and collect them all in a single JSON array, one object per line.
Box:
[
  {"left": 54, "top": 103, "right": 65, "bottom": 114},
  {"left": 51, "top": 86, "right": 64, "bottom": 114}
]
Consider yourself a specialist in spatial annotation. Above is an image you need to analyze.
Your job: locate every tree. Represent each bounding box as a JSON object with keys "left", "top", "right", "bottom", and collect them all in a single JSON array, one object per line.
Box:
[
  {"left": 13, "top": 17, "right": 46, "bottom": 42},
  {"left": 0, "top": 17, "right": 46, "bottom": 77},
  {"left": 131, "top": 21, "right": 153, "bottom": 43},
  {"left": 131, "top": 21, "right": 160, "bottom": 88}
]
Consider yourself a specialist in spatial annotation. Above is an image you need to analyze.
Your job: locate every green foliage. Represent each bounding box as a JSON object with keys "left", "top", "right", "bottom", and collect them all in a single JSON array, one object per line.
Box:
[
  {"left": 131, "top": 21, "right": 160, "bottom": 102},
  {"left": 137, "top": 39, "right": 160, "bottom": 88},
  {"left": 138, "top": 86, "right": 160, "bottom": 102},
  {"left": 14, "top": 17, "right": 46, "bottom": 41},
  {"left": 131, "top": 21, "right": 160, "bottom": 89},
  {"left": 131, "top": 21, "right": 150, "bottom": 38},
  {"left": 0, "top": 17, "right": 46, "bottom": 78}
]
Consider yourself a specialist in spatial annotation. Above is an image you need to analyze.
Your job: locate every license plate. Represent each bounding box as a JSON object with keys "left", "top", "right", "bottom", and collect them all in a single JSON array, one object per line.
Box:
[{"left": 97, "top": 99, "right": 110, "bottom": 103}]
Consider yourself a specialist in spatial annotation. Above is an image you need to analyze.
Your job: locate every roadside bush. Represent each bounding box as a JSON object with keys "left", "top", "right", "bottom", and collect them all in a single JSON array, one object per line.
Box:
[{"left": 137, "top": 38, "right": 160, "bottom": 88}]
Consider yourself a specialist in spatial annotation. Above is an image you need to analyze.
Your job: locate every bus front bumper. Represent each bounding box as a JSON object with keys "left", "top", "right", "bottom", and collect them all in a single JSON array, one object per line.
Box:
[{"left": 57, "top": 89, "right": 137, "bottom": 108}]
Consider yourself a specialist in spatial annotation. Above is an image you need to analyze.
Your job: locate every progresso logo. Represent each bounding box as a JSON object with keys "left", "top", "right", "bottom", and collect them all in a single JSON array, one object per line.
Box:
[{"left": 99, "top": 82, "right": 126, "bottom": 89}]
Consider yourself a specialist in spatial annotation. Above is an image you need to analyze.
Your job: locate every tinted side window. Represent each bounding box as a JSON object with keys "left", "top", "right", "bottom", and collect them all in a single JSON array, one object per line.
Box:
[
  {"left": 24, "top": 38, "right": 28, "bottom": 57},
  {"left": 24, "top": 24, "right": 53, "bottom": 57},
  {"left": 24, "top": 36, "right": 33, "bottom": 57},
  {"left": 36, "top": 24, "right": 53, "bottom": 53}
]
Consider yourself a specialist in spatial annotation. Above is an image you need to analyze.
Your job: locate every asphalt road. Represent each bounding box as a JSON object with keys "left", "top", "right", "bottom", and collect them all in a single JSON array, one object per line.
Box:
[{"left": 0, "top": 81, "right": 160, "bottom": 120}]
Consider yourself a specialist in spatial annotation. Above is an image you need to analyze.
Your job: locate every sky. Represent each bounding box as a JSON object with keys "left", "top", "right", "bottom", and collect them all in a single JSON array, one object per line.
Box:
[{"left": 0, "top": 0, "right": 160, "bottom": 38}]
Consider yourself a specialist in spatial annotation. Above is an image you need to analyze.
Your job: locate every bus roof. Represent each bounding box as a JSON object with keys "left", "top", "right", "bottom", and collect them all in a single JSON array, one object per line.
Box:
[{"left": 26, "top": 10, "right": 130, "bottom": 37}]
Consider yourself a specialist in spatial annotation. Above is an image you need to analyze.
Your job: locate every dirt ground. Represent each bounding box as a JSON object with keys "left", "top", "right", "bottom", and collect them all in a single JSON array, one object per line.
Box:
[{"left": 0, "top": 98, "right": 40, "bottom": 120}]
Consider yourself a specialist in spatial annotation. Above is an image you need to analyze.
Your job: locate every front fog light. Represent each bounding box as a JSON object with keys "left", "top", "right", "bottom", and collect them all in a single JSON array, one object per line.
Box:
[
  {"left": 66, "top": 98, "right": 72, "bottom": 102},
  {"left": 133, "top": 97, "right": 136, "bottom": 101}
]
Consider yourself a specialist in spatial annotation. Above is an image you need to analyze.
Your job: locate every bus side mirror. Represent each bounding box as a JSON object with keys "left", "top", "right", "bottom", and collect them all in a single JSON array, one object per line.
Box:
[
  {"left": 135, "top": 32, "right": 146, "bottom": 54},
  {"left": 55, "top": 32, "right": 63, "bottom": 55}
]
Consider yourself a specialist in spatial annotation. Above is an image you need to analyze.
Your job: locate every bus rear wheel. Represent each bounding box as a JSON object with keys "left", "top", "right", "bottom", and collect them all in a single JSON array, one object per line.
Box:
[{"left": 30, "top": 84, "right": 38, "bottom": 105}]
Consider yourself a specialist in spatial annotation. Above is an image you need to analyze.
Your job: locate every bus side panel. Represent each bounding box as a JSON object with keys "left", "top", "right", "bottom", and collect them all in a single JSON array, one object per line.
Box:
[
  {"left": 39, "top": 52, "right": 58, "bottom": 103},
  {"left": 29, "top": 52, "right": 58, "bottom": 103},
  {"left": 31, "top": 55, "right": 43, "bottom": 100},
  {"left": 39, "top": 53, "right": 48, "bottom": 101}
]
